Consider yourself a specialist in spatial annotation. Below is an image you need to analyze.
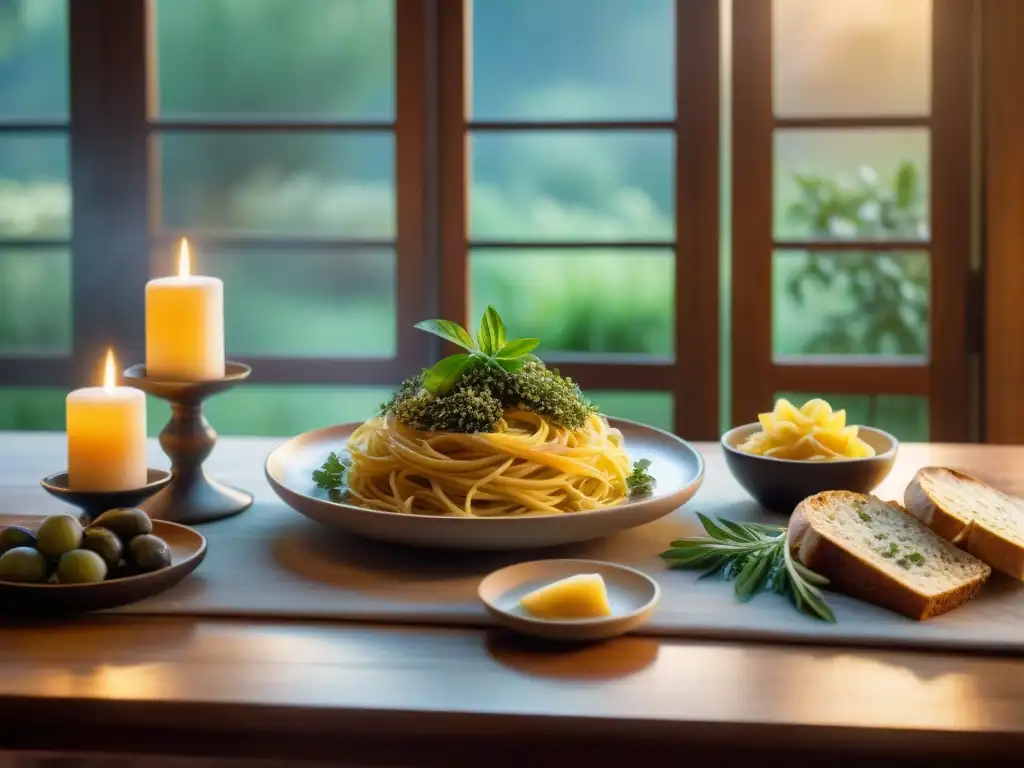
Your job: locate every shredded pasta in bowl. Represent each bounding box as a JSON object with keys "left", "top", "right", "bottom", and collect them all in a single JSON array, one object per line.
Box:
[{"left": 347, "top": 411, "right": 632, "bottom": 517}]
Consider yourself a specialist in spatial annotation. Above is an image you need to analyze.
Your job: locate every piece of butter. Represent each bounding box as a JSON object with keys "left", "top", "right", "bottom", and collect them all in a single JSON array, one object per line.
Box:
[{"left": 519, "top": 573, "right": 612, "bottom": 619}]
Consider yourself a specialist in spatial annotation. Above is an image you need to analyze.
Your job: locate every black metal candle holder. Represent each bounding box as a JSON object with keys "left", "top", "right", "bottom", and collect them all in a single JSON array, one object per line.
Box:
[
  {"left": 123, "top": 362, "right": 252, "bottom": 525},
  {"left": 40, "top": 469, "right": 172, "bottom": 524}
]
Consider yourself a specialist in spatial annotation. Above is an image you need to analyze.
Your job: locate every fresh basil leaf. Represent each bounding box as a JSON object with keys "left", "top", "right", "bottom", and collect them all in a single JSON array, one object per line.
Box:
[
  {"left": 496, "top": 337, "right": 541, "bottom": 359},
  {"left": 414, "top": 319, "right": 476, "bottom": 352},
  {"left": 495, "top": 357, "right": 526, "bottom": 373},
  {"left": 477, "top": 305, "right": 506, "bottom": 355},
  {"left": 423, "top": 353, "right": 474, "bottom": 395}
]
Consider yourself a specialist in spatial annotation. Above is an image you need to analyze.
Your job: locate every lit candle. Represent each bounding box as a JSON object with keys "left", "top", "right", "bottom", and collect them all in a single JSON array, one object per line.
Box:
[
  {"left": 145, "top": 238, "right": 225, "bottom": 380},
  {"left": 67, "top": 349, "right": 148, "bottom": 491}
]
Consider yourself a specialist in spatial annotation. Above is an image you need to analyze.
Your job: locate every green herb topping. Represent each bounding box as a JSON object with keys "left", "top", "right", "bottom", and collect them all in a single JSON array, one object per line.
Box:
[
  {"left": 626, "top": 459, "right": 656, "bottom": 496},
  {"left": 383, "top": 307, "right": 597, "bottom": 433},
  {"left": 312, "top": 451, "right": 351, "bottom": 501},
  {"left": 907, "top": 552, "right": 926, "bottom": 566},
  {"left": 857, "top": 509, "right": 872, "bottom": 523},
  {"left": 661, "top": 514, "right": 836, "bottom": 623}
]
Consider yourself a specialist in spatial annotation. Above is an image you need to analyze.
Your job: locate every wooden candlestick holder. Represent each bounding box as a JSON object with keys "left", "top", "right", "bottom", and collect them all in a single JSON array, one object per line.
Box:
[{"left": 123, "top": 362, "right": 252, "bottom": 525}]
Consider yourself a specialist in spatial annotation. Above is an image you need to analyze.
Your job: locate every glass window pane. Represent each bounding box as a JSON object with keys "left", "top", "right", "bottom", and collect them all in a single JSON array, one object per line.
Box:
[
  {"left": 775, "top": 392, "right": 928, "bottom": 442},
  {"left": 590, "top": 391, "right": 673, "bottom": 432},
  {"left": 158, "top": 132, "right": 394, "bottom": 237},
  {"left": 155, "top": 0, "right": 394, "bottom": 119},
  {"left": 471, "top": 132, "right": 673, "bottom": 242},
  {"left": 470, "top": 0, "right": 673, "bottom": 121},
  {"left": 146, "top": 385, "right": 394, "bottom": 437},
  {"left": 773, "top": 250, "right": 929, "bottom": 358},
  {"left": 0, "top": 135, "right": 70, "bottom": 238},
  {"left": 0, "top": 0, "right": 68, "bottom": 120},
  {"left": 0, "top": 387, "right": 65, "bottom": 430},
  {"left": 153, "top": 246, "right": 396, "bottom": 359},
  {"left": 470, "top": 248, "right": 673, "bottom": 356},
  {"left": 0, "top": 247, "right": 70, "bottom": 354},
  {"left": 774, "top": 0, "right": 931, "bottom": 117},
  {"left": 775, "top": 129, "right": 929, "bottom": 241}
]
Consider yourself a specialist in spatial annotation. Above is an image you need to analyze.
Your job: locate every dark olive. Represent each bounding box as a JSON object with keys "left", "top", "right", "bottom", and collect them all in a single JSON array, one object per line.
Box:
[
  {"left": 90, "top": 508, "right": 152, "bottom": 543},
  {"left": 81, "top": 527, "right": 124, "bottom": 571},
  {"left": 127, "top": 534, "right": 171, "bottom": 573},
  {"left": 0, "top": 525, "right": 38, "bottom": 555}
]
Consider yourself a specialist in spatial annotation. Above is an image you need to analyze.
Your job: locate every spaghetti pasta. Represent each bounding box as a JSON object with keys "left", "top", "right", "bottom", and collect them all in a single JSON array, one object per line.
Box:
[{"left": 346, "top": 410, "right": 633, "bottom": 517}]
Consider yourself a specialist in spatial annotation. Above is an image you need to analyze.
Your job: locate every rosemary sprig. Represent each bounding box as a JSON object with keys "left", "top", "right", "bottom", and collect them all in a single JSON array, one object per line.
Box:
[{"left": 660, "top": 512, "right": 836, "bottom": 622}]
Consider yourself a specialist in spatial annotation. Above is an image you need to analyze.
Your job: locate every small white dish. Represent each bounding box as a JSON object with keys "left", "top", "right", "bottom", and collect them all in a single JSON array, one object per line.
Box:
[{"left": 478, "top": 559, "right": 660, "bottom": 642}]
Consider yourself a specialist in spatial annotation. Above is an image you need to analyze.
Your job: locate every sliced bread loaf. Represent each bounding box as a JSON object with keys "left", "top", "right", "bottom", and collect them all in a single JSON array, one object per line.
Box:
[
  {"left": 789, "top": 491, "right": 991, "bottom": 620},
  {"left": 905, "top": 467, "right": 1024, "bottom": 580}
]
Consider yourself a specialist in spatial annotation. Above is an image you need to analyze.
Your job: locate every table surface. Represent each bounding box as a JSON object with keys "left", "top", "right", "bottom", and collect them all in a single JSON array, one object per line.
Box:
[{"left": 4, "top": 433, "right": 1024, "bottom": 765}]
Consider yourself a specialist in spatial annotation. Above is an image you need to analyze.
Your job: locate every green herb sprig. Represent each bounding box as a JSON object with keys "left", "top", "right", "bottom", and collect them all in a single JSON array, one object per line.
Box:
[
  {"left": 626, "top": 459, "right": 655, "bottom": 495},
  {"left": 415, "top": 306, "right": 540, "bottom": 395},
  {"left": 313, "top": 451, "right": 351, "bottom": 501},
  {"left": 660, "top": 513, "right": 836, "bottom": 622}
]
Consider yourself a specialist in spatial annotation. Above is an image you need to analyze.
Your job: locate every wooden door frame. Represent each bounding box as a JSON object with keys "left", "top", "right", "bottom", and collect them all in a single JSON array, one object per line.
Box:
[{"left": 981, "top": 0, "right": 1024, "bottom": 444}]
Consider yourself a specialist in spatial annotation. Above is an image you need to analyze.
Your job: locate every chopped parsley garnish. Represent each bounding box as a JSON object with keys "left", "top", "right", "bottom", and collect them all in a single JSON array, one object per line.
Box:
[
  {"left": 626, "top": 459, "right": 656, "bottom": 496},
  {"left": 313, "top": 452, "right": 350, "bottom": 493}
]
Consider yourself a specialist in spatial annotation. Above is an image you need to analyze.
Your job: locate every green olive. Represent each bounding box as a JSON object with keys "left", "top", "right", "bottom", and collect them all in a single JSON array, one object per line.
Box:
[
  {"left": 0, "top": 525, "right": 38, "bottom": 555},
  {"left": 127, "top": 534, "right": 172, "bottom": 573},
  {"left": 0, "top": 547, "right": 50, "bottom": 583},
  {"left": 57, "top": 549, "right": 108, "bottom": 584},
  {"left": 81, "top": 527, "right": 124, "bottom": 571},
  {"left": 90, "top": 508, "right": 152, "bottom": 543},
  {"left": 36, "top": 514, "right": 84, "bottom": 558}
]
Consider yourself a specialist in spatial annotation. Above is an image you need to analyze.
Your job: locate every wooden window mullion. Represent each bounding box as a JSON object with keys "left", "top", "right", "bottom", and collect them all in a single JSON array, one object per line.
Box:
[
  {"left": 395, "top": 0, "right": 433, "bottom": 375},
  {"left": 929, "top": 0, "right": 975, "bottom": 442},
  {"left": 674, "top": 0, "right": 720, "bottom": 440},
  {"left": 730, "top": 0, "right": 774, "bottom": 426},
  {"left": 437, "top": 0, "right": 469, "bottom": 330},
  {"left": 69, "top": 0, "right": 151, "bottom": 386}
]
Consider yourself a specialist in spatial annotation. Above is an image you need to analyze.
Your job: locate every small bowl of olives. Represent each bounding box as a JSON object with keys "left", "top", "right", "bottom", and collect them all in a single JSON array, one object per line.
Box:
[{"left": 0, "top": 509, "right": 206, "bottom": 615}]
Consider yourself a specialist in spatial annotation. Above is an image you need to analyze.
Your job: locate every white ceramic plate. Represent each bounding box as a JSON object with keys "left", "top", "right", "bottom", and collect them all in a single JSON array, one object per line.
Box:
[
  {"left": 265, "top": 417, "right": 704, "bottom": 550},
  {"left": 478, "top": 559, "right": 660, "bottom": 642}
]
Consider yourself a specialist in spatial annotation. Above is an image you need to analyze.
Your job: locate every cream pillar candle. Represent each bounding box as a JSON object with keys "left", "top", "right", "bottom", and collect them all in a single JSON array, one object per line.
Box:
[
  {"left": 67, "top": 350, "right": 148, "bottom": 491},
  {"left": 145, "top": 239, "right": 225, "bottom": 380}
]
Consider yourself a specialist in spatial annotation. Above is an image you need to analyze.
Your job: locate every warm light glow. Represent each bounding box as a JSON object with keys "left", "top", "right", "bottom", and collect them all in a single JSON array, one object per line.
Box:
[
  {"left": 103, "top": 349, "right": 117, "bottom": 393},
  {"left": 178, "top": 238, "right": 191, "bottom": 278}
]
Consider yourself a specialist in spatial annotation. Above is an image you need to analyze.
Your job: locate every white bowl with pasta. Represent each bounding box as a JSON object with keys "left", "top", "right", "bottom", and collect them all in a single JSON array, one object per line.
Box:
[{"left": 265, "top": 417, "right": 705, "bottom": 550}]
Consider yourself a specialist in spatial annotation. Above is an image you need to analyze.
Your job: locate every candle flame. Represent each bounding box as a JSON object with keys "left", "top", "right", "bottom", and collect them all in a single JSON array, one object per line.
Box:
[
  {"left": 178, "top": 238, "right": 191, "bottom": 278},
  {"left": 103, "top": 349, "right": 117, "bottom": 393}
]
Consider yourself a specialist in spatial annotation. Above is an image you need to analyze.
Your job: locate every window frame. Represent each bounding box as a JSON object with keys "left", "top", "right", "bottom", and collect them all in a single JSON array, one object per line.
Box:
[
  {"left": 3, "top": 0, "right": 979, "bottom": 442},
  {"left": 729, "top": 0, "right": 977, "bottom": 441},
  {"left": 438, "top": 0, "right": 721, "bottom": 438},
  {"left": 1, "top": 0, "right": 435, "bottom": 389}
]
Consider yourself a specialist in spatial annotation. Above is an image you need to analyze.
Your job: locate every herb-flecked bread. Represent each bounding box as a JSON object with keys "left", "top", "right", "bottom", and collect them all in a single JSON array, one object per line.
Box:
[{"left": 788, "top": 491, "right": 991, "bottom": 620}]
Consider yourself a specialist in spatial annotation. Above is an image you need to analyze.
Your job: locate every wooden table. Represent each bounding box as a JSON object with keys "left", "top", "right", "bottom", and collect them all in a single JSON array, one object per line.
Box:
[{"left": 3, "top": 433, "right": 1024, "bottom": 766}]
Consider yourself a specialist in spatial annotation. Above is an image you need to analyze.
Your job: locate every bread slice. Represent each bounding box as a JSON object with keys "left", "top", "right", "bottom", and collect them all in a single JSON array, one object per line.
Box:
[
  {"left": 905, "top": 467, "right": 1024, "bottom": 580},
  {"left": 789, "top": 491, "right": 991, "bottom": 620}
]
